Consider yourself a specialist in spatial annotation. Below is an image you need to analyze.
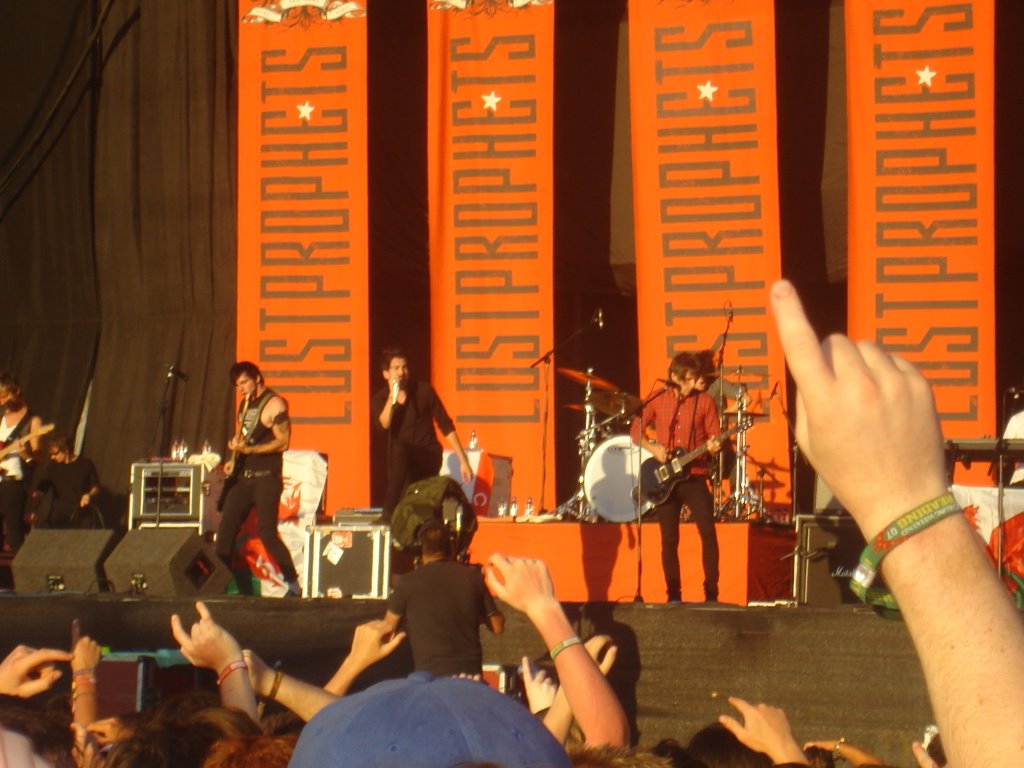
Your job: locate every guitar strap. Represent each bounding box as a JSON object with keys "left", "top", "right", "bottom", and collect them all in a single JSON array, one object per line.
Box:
[
  {"left": 667, "top": 396, "right": 682, "bottom": 452},
  {"left": 0, "top": 411, "right": 31, "bottom": 445}
]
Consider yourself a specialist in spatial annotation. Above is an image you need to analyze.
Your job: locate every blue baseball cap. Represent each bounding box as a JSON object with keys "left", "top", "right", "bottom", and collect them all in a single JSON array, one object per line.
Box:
[{"left": 290, "top": 672, "right": 571, "bottom": 767}]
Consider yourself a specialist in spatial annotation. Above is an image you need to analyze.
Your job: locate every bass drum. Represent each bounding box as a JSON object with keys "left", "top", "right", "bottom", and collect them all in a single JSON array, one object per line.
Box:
[{"left": 583, "top": 435, "right": 655, "bottom": 523}]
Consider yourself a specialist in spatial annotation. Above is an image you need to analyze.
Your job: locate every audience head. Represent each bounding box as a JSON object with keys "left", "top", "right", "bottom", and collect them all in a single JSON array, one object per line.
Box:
[
  {"left": 651, "top": 738, "right": 707, "bottom": 768},
  {"left": 290, "top": 672, "right": 571, "bottom": 768},
  {"left": 201, "top": 733, "right": 298, "bottom": 768},
  {"left": 687, "top": 723, "right": 771, "bottom": 768},
  {"left": 418, "top": 518, "right": 453, "bottom": 559},
  {"left": 104, "top": 704, "right": 261, "bottom": 768},
  {"left": 0, "top": 694, "right": 73, "bottom": 767}
]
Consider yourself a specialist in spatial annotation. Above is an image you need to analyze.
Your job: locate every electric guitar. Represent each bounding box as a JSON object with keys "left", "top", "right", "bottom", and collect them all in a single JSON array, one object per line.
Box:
[
  {"left": 639, "top": 418, "right": 752, "bottom": 505},
  {"left": 217, "top": 396, "right": 251, "bottom": 510},
  {"left": 0, "top": 424, "right": 55, "bottom": 464}
]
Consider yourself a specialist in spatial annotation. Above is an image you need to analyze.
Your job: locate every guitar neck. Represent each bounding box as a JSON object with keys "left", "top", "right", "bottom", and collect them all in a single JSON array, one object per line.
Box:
[{"left": 673, "top": 420, "right": 746, "bottom": 465}]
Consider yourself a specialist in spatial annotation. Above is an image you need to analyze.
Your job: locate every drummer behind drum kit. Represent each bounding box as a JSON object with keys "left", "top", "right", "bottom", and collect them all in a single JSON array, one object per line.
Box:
[{"left": 554, "top": 367, "right": 768, "bottom": 523}]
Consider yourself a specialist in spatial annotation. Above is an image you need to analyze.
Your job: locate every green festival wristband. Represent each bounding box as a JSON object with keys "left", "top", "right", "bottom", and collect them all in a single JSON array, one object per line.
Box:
[{"left": 850, "top": 492, "right": 962, "bottom": 613}]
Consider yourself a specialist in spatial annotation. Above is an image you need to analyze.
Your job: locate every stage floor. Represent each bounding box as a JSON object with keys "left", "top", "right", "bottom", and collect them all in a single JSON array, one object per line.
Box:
[{"left": 468, "top": 519, "right": 795, "bottom": 604}]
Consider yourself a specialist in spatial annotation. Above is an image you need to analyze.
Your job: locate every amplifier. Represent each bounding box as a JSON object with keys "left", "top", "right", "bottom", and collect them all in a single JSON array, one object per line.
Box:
[
  {"left": 306, "top": 524, "right": 391, "bottom": 599},
  {"left": 128, "top": 462, "right": 221, "bottom": 534},
  {"left": 793, "top": 515, "right": 867, "bottom": 606}
]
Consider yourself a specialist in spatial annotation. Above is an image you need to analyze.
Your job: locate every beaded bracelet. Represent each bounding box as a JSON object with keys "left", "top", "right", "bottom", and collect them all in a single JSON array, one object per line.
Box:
[
  {"left": 548, "top": 636, "right": 583, "bottom": 662},
  {"left": 850, "top": 492, "right": 961, "bottom": 614},
  {"left": 217, "top": 659, "right": 248, "bottom": 686}
]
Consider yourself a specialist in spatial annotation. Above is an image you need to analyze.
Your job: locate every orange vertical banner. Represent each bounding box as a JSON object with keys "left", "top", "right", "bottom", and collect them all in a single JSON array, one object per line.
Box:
[
  {"left": 627, "top": 0, "right": 790, "bottom": 511},
  {"left": 427, "top": 0, "right": 555, "bottom": 509},
  {"left": 846, "top": 2, "right": 995, "bottom": 450},
  {"left": 237, "top": 1, "right": 371, "bottom": 513}
]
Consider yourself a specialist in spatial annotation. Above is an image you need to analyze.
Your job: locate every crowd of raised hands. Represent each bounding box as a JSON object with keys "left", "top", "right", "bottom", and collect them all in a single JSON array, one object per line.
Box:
[{"left": 3, "top": 280, "right": 1022, "bottom": 767}]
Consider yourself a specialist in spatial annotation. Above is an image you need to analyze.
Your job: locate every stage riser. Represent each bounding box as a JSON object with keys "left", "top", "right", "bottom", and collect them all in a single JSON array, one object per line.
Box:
[{"left": 0, "top": 596, "right": 928, "bottom": 765}]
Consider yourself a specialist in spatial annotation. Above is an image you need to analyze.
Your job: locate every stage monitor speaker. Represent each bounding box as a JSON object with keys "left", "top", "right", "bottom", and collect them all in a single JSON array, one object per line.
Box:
[
  {"left": 813, "top": 474, "right": 845, "bottom": 513},
  {"left": 794, "top": 515, "right": 867, "bottom": 606},
  {"left": 13, "top": 529, "right": 116, "bottom": 593},
  {"left": 105, "top": 528, "right": 230, "bottom": 597}
]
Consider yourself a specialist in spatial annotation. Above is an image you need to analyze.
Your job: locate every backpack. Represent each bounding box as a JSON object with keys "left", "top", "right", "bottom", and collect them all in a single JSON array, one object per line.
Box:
[{"left": 390, "top": 475, "right": 477, "bottom": 559}]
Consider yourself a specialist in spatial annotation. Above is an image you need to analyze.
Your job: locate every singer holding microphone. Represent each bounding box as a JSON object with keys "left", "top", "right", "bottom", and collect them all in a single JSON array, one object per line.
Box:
[
  {"left": 630, "top": 351, "right": 722, "bottom": 603},
  {"left": 374, "top": 347, "right": 473, "bottom": 524}
]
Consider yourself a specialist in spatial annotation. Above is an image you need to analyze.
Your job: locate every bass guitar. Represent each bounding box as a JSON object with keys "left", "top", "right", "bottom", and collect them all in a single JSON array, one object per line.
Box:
[{"left": 639, "top": 418, "right": 751, "bottom": 506}]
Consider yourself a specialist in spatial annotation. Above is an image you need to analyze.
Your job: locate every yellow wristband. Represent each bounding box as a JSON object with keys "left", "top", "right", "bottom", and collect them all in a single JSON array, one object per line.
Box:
[{"left": 549, "top": 636, "right": 583, "bottom": 662}]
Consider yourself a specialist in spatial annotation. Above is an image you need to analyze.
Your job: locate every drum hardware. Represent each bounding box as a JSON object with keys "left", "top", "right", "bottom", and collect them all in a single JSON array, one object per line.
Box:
[
  {"left": 716, "top": 382, "right": 766, "bottom": 522},
  {"left": 559, "top": 368, "right": 607, "bottom": 521}
]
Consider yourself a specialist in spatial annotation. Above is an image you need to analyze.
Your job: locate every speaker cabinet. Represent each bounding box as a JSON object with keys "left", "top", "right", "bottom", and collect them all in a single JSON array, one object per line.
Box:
[
  {"left": 813, "top": 474, "right": 845, "bottom": 513},
  {"left": 13, "top": 529, "right": 116, "bottom": 593},
  {"left": 105, "top": 528, "right": 231, "bottom": 597},
  {"left": 793, "top": 515, "right": 866, "bottom": 606}
]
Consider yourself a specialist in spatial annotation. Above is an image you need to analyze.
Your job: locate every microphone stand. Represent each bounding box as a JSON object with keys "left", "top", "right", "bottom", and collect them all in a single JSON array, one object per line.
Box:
[
  {"left": 712, "top": 310, "right": 733, "bottom": 516},
  {"left": 630, "top": 380, "right": 671, "bottom": 603},
  {"left": 529, "top": 312, "right": 601, "bottom": 514},
  {"left": 770, "top": 385, "right": 800, "bottom": 525},
  {"left": 148, "top": 366, "right": 181, "bottom": 529}
]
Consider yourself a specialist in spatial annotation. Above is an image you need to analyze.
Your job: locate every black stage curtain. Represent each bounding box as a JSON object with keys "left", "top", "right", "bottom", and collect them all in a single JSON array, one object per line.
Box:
[{"left": 0, "top": 0, "right": 238, "bottom": 523}]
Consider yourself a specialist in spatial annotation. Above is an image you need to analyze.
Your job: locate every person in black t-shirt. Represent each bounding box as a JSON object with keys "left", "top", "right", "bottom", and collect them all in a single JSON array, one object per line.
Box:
[
  {"left": 384, "top": 519, "right": 504, "bottom": 677},
  {"left": 29, "top": 435, "right": 101, "bottom": 528},
  {"left": 372, "top": 347, "right": 473, "bottom": 522}
]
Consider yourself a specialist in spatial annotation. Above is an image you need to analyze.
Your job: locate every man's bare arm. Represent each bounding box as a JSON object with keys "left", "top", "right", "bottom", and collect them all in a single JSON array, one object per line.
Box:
[{"left": 770, "top": 279, "right": 1024, "bottom": 768}]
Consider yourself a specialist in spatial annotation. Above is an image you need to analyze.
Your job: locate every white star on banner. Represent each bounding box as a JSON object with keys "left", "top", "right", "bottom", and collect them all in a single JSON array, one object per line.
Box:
[
  {"left": 297, "top": 101, "right": 315, "bottom": 121},
  {"left": 482, "top": 91, "right": 502, "bottom": 112},
  {"left": 916, "top": 65, "right": 937, "bottom": 88},
  {"left": 697, "top": 80, "right": 719, "bottom": 102}
]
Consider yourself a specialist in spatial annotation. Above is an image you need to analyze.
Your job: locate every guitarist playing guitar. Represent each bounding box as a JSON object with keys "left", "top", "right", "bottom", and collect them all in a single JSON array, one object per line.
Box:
[
  {"left": 630, "top": 352, "right": 722, "bottom": 603},
  {"left": 0, "top": 372, "right": 46, "bottom": 553},
  {"left": 215, "top": 362, "right": 302, "bottom": 596}
]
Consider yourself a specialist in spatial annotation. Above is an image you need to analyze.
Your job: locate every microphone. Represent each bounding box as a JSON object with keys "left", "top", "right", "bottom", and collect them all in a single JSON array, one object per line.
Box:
[
  {"left": 167, "top": 364, "right": 189, "bottom": 382},
  {"left": 391, "top": 378, "right": 400, "bottom": 405},
  {"left": 593, "top": 308, "right": 604, "bottom": 329},
  {"left": 724, "top": 302, "right": 733, "bottom": 321},
  {"left": 658, "top": 378, "right": 680, "bottom": 390}
]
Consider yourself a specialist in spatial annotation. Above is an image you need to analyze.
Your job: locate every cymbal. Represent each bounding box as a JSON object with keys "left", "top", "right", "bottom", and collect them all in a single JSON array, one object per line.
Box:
[
  {"left": 556, "top": 367, "right": 619, "bottom": 392},
  {"left": 716, "top": 367, "right": 765, "bottom": 381},
  {"left": 590, "top": 390, "right": 642, "bottom": 418}
]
